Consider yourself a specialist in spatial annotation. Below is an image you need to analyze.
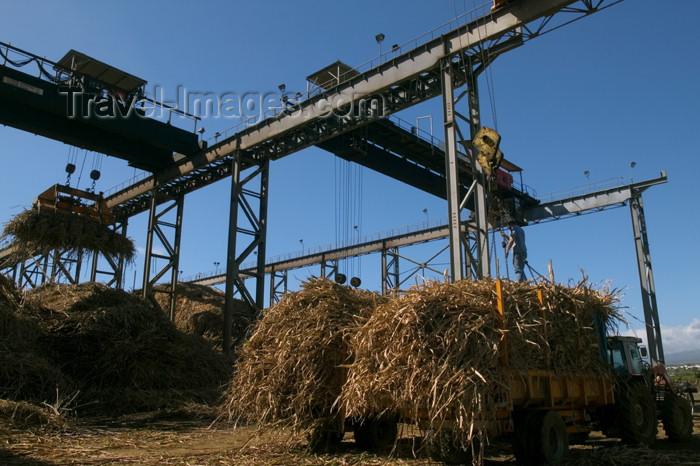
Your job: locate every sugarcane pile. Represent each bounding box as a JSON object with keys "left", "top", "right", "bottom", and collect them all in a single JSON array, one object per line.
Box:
[
  {"left": 0, "top": 275, "right": 73, "bottom": 432},
  {"left": 221, "top": 278, "right": 383, "bottom": 432},
  {"left": 341, "top": 279, "right": 620, "bottom": 454},
  {"left": 19, "top": 283, "right": 230, "bottom": 415},
  {"left": 0, "top": 275, "right": 71, "bottom": 404},
  {"left": 2, "top": 209, "right": 135, "bottom": 261},
  {"left": 153, "top": 283, "right": 256, "bottom": 352}
]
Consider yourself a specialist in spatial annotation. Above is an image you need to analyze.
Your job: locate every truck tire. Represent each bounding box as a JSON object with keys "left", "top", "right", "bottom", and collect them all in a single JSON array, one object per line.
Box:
[
  {"left": 513, "top": 411, "right": 568, "bottom": 465},
  {"left": 353, "top": 416, "right": 398, "bottom": 451},
  {"left": 662, "top": 392, "right": 693, "bottom": 442},
  {"left": 616, "top": 381, "right": 656, "bottom": 445},
  {"left": 535, "top": 411, "right": 569, "bottom": 465}
]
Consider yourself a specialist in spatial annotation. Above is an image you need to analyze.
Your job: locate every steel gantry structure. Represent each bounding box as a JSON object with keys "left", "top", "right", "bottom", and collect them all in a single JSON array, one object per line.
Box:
[
  {"left": 105, "top": 0, "right": 622, "bottom": 327},
  {"left": 0, "top": 0, "right": 628, "bottom": 357},
  {"left": 184, "top": 173, "right": 667, "bottom": 362}
]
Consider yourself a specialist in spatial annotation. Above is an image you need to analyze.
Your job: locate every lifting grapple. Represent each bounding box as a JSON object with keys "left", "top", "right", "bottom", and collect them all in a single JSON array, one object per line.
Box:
[{"left": 35, "top": 184, "right": 112, "bottom": 224}]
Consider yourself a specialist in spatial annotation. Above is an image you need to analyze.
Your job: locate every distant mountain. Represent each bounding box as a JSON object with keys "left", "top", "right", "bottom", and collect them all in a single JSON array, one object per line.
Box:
[{"left": 666, "top": 349, "right": 700, "bottom": 365}]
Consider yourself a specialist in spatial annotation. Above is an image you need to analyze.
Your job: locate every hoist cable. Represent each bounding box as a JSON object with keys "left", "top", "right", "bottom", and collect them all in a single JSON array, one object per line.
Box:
[{"left": 76, "top": 150, "right": 88, "bottom": 188}]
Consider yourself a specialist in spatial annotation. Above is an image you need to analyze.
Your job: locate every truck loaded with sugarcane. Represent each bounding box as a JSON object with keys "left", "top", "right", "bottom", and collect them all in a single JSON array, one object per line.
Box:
[
  {"left": 223, "top": 279, "right": 695, "bottom": 466},
  {"left": 336, "top": 280, "right": 695, "bottom": 465}
]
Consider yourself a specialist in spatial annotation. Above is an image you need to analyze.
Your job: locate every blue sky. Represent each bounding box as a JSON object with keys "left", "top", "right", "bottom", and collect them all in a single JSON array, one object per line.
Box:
[{"left": 1, "top": 1, "right": 698, "bottom": 353}]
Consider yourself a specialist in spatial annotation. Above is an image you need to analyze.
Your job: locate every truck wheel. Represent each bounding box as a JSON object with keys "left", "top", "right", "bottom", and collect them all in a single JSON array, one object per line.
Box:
[
  {"left": 308, "top": 424, "right": 343, "bottom": 453},
  {"left": 535, "top": 411, "right": 569, "bottom": 465},
  {"left": 662, "top": 392, "right": 693, "bottom": 442},
  {"left": 513, "top": 411, "right": 568, "bottom": 465},
  {"left": 617, "top": 382, "right": 656, "bottom": 445},
  {"left": 426, "top": 429, "right": 478, "bottom": 465},
  {"left": 354, "top": 416, "right": 398, "bottom": 451}
]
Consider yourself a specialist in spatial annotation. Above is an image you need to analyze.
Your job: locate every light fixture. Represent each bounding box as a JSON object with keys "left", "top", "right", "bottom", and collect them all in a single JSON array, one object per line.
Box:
[{"left": 375, "top": 33, "right": 386, "bottom": 44}]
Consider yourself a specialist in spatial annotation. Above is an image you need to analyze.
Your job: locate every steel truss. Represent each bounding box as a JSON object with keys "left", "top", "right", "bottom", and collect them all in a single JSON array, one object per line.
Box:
[
  {"left": 17, "top": 254, "right": 49, "bottom": 289},
  {"left": 320, "top": 258, "right": 339, "bottom": 281},
  {"left": 105, "top": 1, "right": 621, "bottom": 221},
  {"left": 90, "top": 220, "right": 129, "bottom": 288},
  {"left": 269, "top": 268, "right": 288, "bottom": 306},
  {"left": 381, "top": 247, "right": 400, "bottom": 295},
  {"left": 223, "top": 152, "right": 269, "bottom": 356},
  {"left": 190, "top": 175, "right": 667, "bottom": 289},
  {"left": 49, "top": 248, "right": 84, "bottom": 285},
  {"left": 382, "top": 245, "right": 449, "bottom": 295},
  {"left": 10, "top": 250, "right": 82, "bottom": 289},
  {"left": 142, "top": 191, "right": 184, "bottom": 320}
]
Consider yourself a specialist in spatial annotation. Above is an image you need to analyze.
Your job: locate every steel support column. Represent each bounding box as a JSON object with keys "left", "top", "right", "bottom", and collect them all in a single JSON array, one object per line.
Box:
[
  {"left": 90, "top": 219, "right": 129, "bottom": 288},
  {"left": 630, "top": 192, "right": 664, "bottom": 364},
  {"left": 269, "top": 267, "right": 288, "bottom": 306},
  {"left": 381, "top": 246, "right": 400, "bottom": 295},
  {"left": 224, "top": 153, "right": 269, "bottom": 357},
  {"left": 142, "top": 191, "right": 184, "bottom": 321},
  {"left": 441, "top": 56, "right": 490, "bottom": 281},
  {"left": 441, "top": 59, "right": 466, "bottom": 282},
  {"left": 320, "top": 257, "right": 338, "bottom": 281},
  {"left": 465, "top": 71, "right": 490, "bottom": 279}
]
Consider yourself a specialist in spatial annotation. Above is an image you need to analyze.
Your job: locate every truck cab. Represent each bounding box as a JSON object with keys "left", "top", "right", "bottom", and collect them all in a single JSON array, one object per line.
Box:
[{"left": 606, "top": 336, "right": 647, "bottom": 377}]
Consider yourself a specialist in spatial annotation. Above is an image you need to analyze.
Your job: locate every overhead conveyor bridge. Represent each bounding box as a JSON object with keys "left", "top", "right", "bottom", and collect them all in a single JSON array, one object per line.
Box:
[{"left": 0, "top": 44, "right": 202, "bottom": 171}]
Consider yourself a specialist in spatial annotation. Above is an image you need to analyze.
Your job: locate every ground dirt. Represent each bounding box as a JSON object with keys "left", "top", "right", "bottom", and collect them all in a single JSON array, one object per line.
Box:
[{"left": 2, "top": 409, "right": 699, "bottom": 465}]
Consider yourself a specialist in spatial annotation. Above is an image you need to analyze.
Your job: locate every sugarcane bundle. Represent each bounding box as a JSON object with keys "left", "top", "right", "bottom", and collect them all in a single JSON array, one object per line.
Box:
[
  {"left": 341, "top": 279, "right": 620, "bottom": 452},
  {"left": 2, "top": 209, "right": 135, "bottom": 261},
  {"left": 221, "top": 278, "right": 383, "bottom": 432},
  {"left": 21, "top": 283, "right": 230, "bottom": 415},
  {"left": 153, "top": 283, "right": 256, "bottom": 352}
]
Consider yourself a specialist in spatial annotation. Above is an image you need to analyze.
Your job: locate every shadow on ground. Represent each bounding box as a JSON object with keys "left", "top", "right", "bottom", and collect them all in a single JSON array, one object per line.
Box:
[{"left": 0, "top": 449, "right": 56, "bottom": 466}]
